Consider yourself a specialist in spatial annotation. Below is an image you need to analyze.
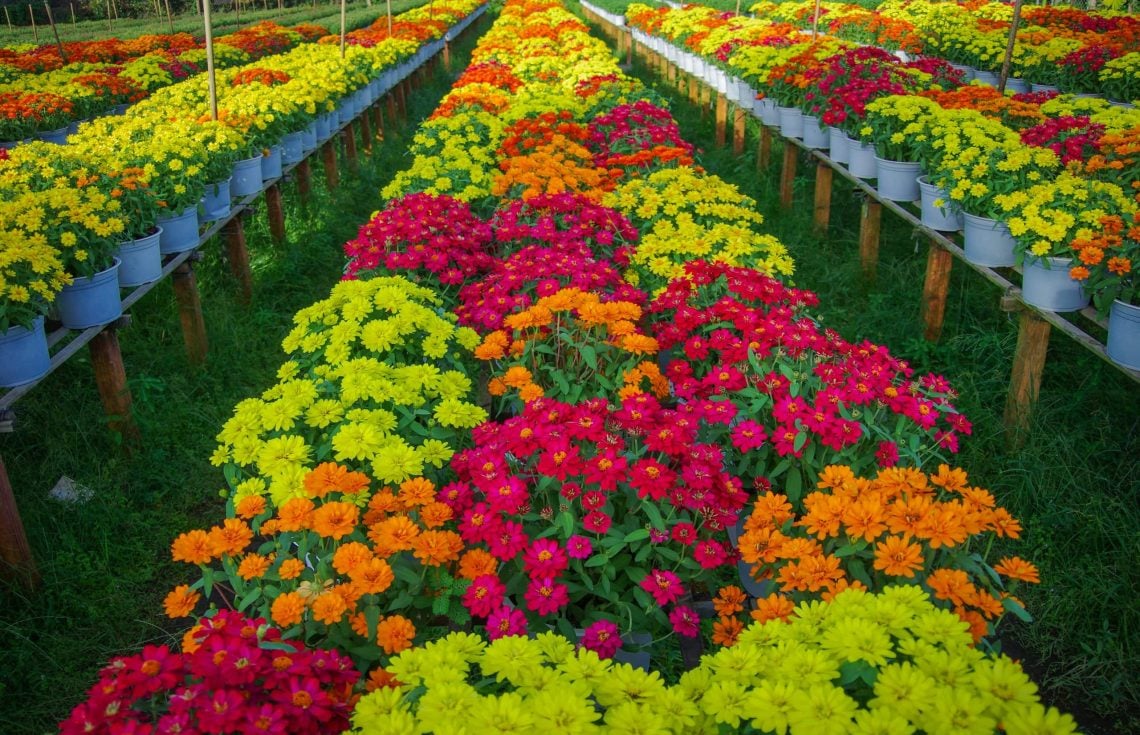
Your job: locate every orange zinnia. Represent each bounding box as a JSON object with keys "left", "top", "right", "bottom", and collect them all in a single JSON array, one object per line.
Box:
[
  {"left": 350, "top": 557, "right": 395, "bottom": 595},
  {"left": 278, "top": 558, "right": 306, "bottom": 580},
  {"left": 304, "top": 462, "right": 370, "bottom": 498},
  {"left": 333, "top": 542, "right": 374, "bottom": 575},
  {"left": 237, "top": 553, "right": 271, "bottom": 581},
  {"left": 751, "top": 592, "right": 795, "bottom": 623},
  {"left": 163, "top": 584, "right": 200, "bottom": 618},
  {"left": 930, "top": 464, "right": 969, "bottom": 493},
  {"left": 419, "top": 501, "right": 454, "bottom": 529},
  {"left": 712, "top": 616, "right": 744, "bottom": 647},
  {"left": 457, "top": 548, "right": 498, "bottom": 580},
  {"left": 209, "top": 518, "right": 253, "bottom": 557},
  {"left": 411, "top": 530, "right": 464, "bottom": 566},
  {"left": 397, "top": 478, "right": 436, "bottom": 509},
  {"left": 873, "top": 535, "right": 925, "bottom": 578},
  {"left": 171, "top": 529, "right": 213, "bottom": 565},
  {"left": 993, "top": 556, "right": 1040, "bottom": 584},
  {"left": 369, "top": 514, "right": 420, "bottom": 555},
  {"left": 310, "top": 591, "right": 347, "bottom": 625},
  {"left": 234, "top": 495, "right": 267, "bottom": 519},
  {"left": 376, "top": 614, "right": 416, "bottom": 654},
  {"left": 713, "top": 585, "right": 747, "bottom": 618},
  {"left": 311, "top": 501, "right": 359, "bottom": 540},
  {"left": 502, "top": 366, "right": 533, "bottom": 389},
  {"left": 271, "top": 591, "right": 307, "bottom": 627},
  {"left": 277, "top": 497, "right": 316, "bottom": 532}
]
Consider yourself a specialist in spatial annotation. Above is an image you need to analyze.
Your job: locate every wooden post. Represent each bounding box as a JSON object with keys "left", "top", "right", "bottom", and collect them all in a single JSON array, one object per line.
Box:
[
  {"left": 779, "top": 144, "right": 797, "bottom": 208},
  {"left": 997, "top": 0, "right": 1024, "bottom": 93},
  {"left": 164, "top": 0, "right": 174, "bottom": 33},
  {"left": 89, "top": 327, "right": 141, "bottom": 446},
  {"left": 105, "top": 0, "right": 111, "bottom": 30},
  {"left": 338, "top": 0, "right": 346, "bottom": 58},
  {"left": 295, "top": 159, "right": 312, "bottom": 204},
  {"left": 171, "top": 262, "right": 208, "bottom": 366},
  {"left": 733, "top": 107, "right": 746, "bottom": 155},
  {"left": 627, "top": 29, "right": 633, "bottom": 67},
  {"left": 1003, "top": 310, "right": 1051, "bottom": 446},
  {"left": 812, "top": 162, "right": 833, "bottom": 233},
  {"left": 223, "top": 217, "right": 253, "bottom": 304},
  {"left": 42, "top": 2, "right": 66, "bottom": 64},
  {"left": 386, "top": 92, "right": 397, "bottom": 126},
  {"left": 0, "top": 456, "right": 39, "bottom": 589},
  {"left": 28, "top": 5, "right": 38, "bottom": 42},
  {"left": 343, "top": 124, "right": 358, "bottom": 171},
  {"left": 4, "top": 7, "right": 12, "bottom": 30},
  {"left": 203, "top": 0, "right": 218, "bottom": 121},
  {"left": 265, "top": 183, "right": 286, "bottom": 242},
  {"left": 758, "top": 125, "right": 772, "bottom": 171},
  {"left": 667, "top": 59, "right": 676, "bottom": 85},
  {"left": 70, "top": 2, "right": 76, "bottom": 24},
  {"left": 322, "top": 140, "right": 339, "bottom": 189},
  {"left": 359, "top": 110, "right": 373, "bottom": 153},
  {"left": 373, "top": 101, "right": 384, "bottom": 140},
  {"left": 715, "top": 93, "right": 728, "bottom": 147},
  {"left": 689, "top": 75, "right": 698, "bottom": 105},
  {"left": 443, "top": 40, "right": 451, "bottom": 71},
  {"left": 858, "top": 200, "right": 882, "bottom": 283},
  {"left": 921, "top": 242, "right": 954, "bottom": 341}
]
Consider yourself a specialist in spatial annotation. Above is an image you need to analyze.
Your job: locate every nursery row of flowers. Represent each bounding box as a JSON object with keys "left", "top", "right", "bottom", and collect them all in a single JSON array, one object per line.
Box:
[
  {"left": 0, "top": 0, "right": 487, "bottom": 389},
  {"left": 620, "top": 1, "right": 1140, "bottom": 370},
  {"left": 60, "top": 0, "right": 1080, "bottom": 732},
  {"left": 757, "top": 0, "right": 1140, "bottom": 102},
  {"left": 0, "top": 22, "right": 335, "bottom": 141}
]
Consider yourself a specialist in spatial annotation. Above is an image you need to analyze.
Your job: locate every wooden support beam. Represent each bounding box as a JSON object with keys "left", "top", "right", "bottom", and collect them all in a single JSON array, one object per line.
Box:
[
  {"left": 921, "top": 242, "right": 954, "bottom": 342},
  {"left": 443, "top": 40, "right": 451, "bottom": 71},
  {"left": 295, "top": 159, "right": 313, "bottom": 204},
  {"left": 89, "top": 327, "right": 140, "bottom": 447},
  {"left": 858, "top": 199, "right": 882, "bottom": 284},
  {"left": 779, "top": 144, "right": 797, "bottom": 209},
  {"left": 715, "top": 93, "right": 728, "bottom": 147},
  {"left": 733, "top": 107, "right": 746, "bottom": 155},
  {"left": 667, "top": 60, "right": 676, "bottom": 85},
  {"left": 0, "top": 456, "right": 39, "bottom": 589},
  {"left": 322, "top": 140, "right": 339, "bottom": 190},
  {"left": 813, "top": 162, "right": 833, "bottom": 233},
  {"left": 1003, "top": 310, "right": 1051, "bottom": 447},
  {"left": 758, "top": 126, "right": 772, "bottom": 171},
  {"left": 223, "top": 217, "right": 253, "bottom": 305},
  {"left": 359, "top": 109, "right": 373, "bottom": 153},
  {"left": 386, "top": 92, "right": 397, "bottom": 126},
  {"left": 171, "top": 261, "right": 208, "bottom": 366},
  {"left": 373, "top": 100, "right": 384, "bottom": 140},
  {"left": 700, "top": 84, "right": 712, "bottom": 115},
  {"left": 626, "top": 30, "right": 633, "bottom": 67},
  {"left": 343, "top": 124, "right": 359, "bottom": 171},
  {"left": 265, "top": 184, "right": 286, "bottom": 243},
  {"left": 689, "top": 75, "right": 698, "bottom": 105}
]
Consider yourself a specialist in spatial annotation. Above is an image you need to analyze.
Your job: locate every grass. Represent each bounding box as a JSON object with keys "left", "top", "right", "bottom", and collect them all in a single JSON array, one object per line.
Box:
[
  {"left": 0, "top": 15, "right": 489, "bottom": 733},
  {"left": 0, "top": 0, "right": 407, "bottom": 46},
  {"left": 604, "top": 28, "right": 1140, "bottom": 734}
]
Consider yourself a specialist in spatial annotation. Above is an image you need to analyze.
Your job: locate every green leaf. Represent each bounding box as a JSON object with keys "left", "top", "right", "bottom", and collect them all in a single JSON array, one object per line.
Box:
[
  {"left": 642, "top": 503, "right": 664, "bottom": 529},
  {"left": 237, "top": 585, "right": 261, "bottom": 611},
  {"left": 847, "top": 559, "right": 873, "bottom": 588},
  {"left": 431, "top": 594, "right": 450, "bottom": 617},
  {"left": 557, "top": 511, "right": 575, "bottom": 539},
  {"left": 785, "top": 471, "right": 803, "bottom": 503},
  {"left": 835, "top": 540, "right": 867, "bottom": 558},
  {"left": 581, "top": 344, "right": 597, "bottom": 370},
  {"left": 1002, "top": 596, "right": 1034, "bottom": 623},
  {"left": 365, "top": 605, "right": 381, "bottom": 640},
  {"left": 585, "top": 554, "right": 610, "bottom": 568},
  {"left": 623, "top": 529, "right": 650, "bottom": 543}
]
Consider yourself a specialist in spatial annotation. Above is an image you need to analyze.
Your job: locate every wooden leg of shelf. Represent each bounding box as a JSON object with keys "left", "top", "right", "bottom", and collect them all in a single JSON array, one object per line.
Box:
[
  {"left": 689, "top": 76, "right": 698, "bottom": 105},
  {"left": 89, "top": 327, "right": 140, "bottom": 447},
  {"left": 0, "top": 456, "right": 39, "bottom": 589},
  {"left": 343, "top": 124, "right": 359, "bottom": 172},
  {"left": 813, "top": 162, "right": 833, "bottom": 234},
  {"left": 921, "top": 242, "right": 954, "bottom": 342},
  {"left": 223, "top": 217, "right": 253, "bottom": 305},
  {"left": 733, "top": 107, "right": 746, "bottom": 155},
  {"left": 373, "top": 101, "right": 384, "bottom": 141},
  {"left": 171, "top": 261, "right": 208, "bottom": 366},
  {"left": 322, "top": 140, "right": 339, "bottom": 190},
  {"left": 715, "top": 93, "right": 728, "bottom": 147},
  {"left": 779, "top": 144, "right": 797, "bottom": 209},
  {"left": 858, "top": 199, "right": 882, "bottom": 284},
  {"left": 758, "top": 126, "right": 772, "bottom": 171},
  {"left": 1003, "top": 311, "right": 1052, "bottom": 448},
  {"left": 443, "top": 40, "right": 451, "bottom": 71},
  {"left": 265, "top": 183, "right": 286, "bottom": 243},
  {"left": 295, "top": 159, "right": 312, "bottom": 204},
  {"left": 359, "top": 110, "right": 373, "bottom": 153},
  {"left": 386, "top": 93, "right": 397, "bottom": 127}
]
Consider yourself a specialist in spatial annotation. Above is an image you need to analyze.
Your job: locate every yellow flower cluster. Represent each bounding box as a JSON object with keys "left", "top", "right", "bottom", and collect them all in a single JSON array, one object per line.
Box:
[
  {"left": 213, "top": 277, "right": 486, "bottom": 506},
  {"left": 350, "top": 586, "right": 1077, "bottom": 735}
]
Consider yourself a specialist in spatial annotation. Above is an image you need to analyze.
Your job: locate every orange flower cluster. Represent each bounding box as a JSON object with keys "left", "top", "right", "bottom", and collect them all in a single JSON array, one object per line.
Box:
[
  {"left": 1068, "top": 213, "right": 1135, "bottom": 281},
  {"left": 231, "top": 67, "right": 292, "bottom": 87},
  {"left": 618, "top": 360, "right": 670, "bottom": 401},
  {"left": 492, "top": 112, "right": 620, "bottom": 201},
  {"left": 920, "top": 87, "right": 1045, "bottom": 130},
  {"left": 1083, "top": 127, "right": 1140, "bottom": 204},
  {"left": 453, "top": 60, "right": 524, "bottom": 92},
  {"left": 431, "top": 86, "right": 511, "bottom": 118},
  {"left": 168, "top": 463, "right": 469, "bottom": 657},
  {"left": 730, "top": 464, "right": 1036, "bottom": 643}
]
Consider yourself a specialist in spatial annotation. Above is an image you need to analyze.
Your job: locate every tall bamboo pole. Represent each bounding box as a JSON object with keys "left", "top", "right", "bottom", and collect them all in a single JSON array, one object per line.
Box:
[
  {"left": 203, "top": 0, "right": 218, "bottom": 121},
  {"left": 164, "top": 0, "right": 174, "bottom": 32},
  {"left": 69, "top": 2, "right": 75, "bottom": 25},
  {"left": 997, "top": 0, "right": 1023, "bottom": 93},
  {"left": 105, "top": 0, "right": 111, "bottom": 30},
  {"left": 4, "top": 7, "right": 12, "bottom": 30},
  {"left": 339, "top": 0, "right": 346, "bottom": 58},
  {"left": 811, "top": 0, "right": 822, "bottom": 38},
  {"left": 386, "top": 0, "right": 391, "bottom": 35},
  {"left": 43, "top": 2, "right": 65, "bottom": 64},
  {"left": 28, "top": 5, "right": 38, "bottom": 42}
]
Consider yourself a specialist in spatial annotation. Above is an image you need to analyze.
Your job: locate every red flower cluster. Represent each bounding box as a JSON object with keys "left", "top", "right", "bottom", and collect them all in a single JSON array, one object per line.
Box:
[
  {"left": 586, "top": 101, "right": 695, "bottom": 175},
  {"left": 804, "top": 47, "right": 919, "bottom": 130},
  {"left": 59, "top": 611, "right": 358, "bottom": 735},
  {"left": 343, "top": 192, "right": 495, "bottom": 284},
  {"left": 1020, "top": 115, "right": 1105, "bottom": 165}
]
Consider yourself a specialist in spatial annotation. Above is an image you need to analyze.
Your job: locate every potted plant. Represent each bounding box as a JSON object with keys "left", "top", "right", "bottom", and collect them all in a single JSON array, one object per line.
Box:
[{"left": 1071, "top": 212, "right": 1140, "bottom": 369}]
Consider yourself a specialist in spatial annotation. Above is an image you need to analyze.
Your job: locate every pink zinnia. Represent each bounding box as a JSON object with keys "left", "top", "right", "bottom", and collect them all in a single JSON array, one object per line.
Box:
[
  {"left": 487, "top": 607, "right": 528, "bottom": 640},
  {"left": 730, "top": 420, "right": 768, "bottom": 452},
  {"left": 462, "top": 574, "right": 506, "bottom": 618},
  {"left": 580, "top": 619, "right": 621, "bottom": 659},
  {"left": 522, "top": 538, "right": 568, "bottom": 577},
  {"left": 524, "top": 577, "right": 569, "bottom": 616},
  {"left": 583, "top": 510, "right": 612, "bottom": 535},
  {"left": 640, "top": 568, "right": 684, "bottom": 607},
  {"left": 566, "top": 534, "right": 593, "bottom": 560},
  {"left": 669, "top": 605, "right": 700, "bottom": 638}
]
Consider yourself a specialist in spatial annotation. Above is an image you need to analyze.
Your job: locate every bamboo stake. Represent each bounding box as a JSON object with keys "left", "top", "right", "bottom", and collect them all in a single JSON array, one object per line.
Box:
[
  {"left": 203, "top": 0, "right": 218, "bottom": 120},
  {"left": 997, "top": 0, "right": 1023, "bottom": 93},
  {"left": 812, "top": 0, "right": 821, "bottom": 38},
  {"left": 338, "top": 0, "right": 346, "bottom": 58},
  {"left": 386, "top": 0, "right": 392, "bottom": 35},
  {"left": 164, "top": 0, "right": 174, "bottom": 33},
  {"left": 4, "top": 7, "right": 11, "bottom": 30},
  {"left": 28, "top": 5, "right": 38, "bottom": 43},
  {"left": 69, "top": 2, "right": 75, "bottom": 25},
  {"left": 105, "top": 0, "right": 111, "bottom": 30},
  {"left": 43, "top": 2, "right": 65, "bottom": 64}
]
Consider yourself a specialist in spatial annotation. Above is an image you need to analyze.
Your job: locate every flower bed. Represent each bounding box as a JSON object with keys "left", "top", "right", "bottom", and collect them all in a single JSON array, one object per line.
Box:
[{"left": 58, "top": 1, "right": 1078, "bottom": 732}]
